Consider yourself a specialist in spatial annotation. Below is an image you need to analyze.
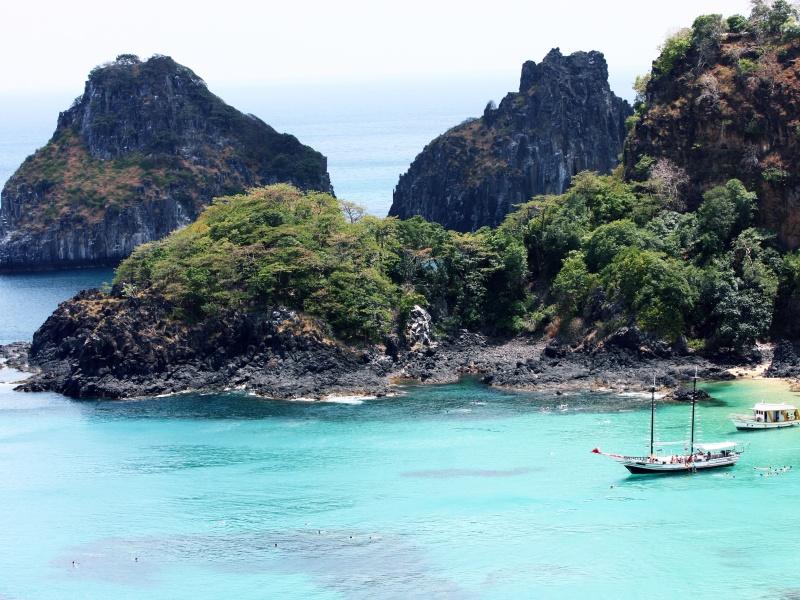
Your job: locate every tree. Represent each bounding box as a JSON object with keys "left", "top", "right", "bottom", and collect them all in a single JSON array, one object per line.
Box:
[
  {"left": 524, "top": 197, "right": 589, "bottom": 278},
  {"left": 600, "top": 248, "right": 695, "bottom": 340},
  {"left": 695, "top": 179, "right": 757, "bottom": 258},
  {"left": 552, "top": 251, "right": 598, "bottom": 317},
  {"left": 692, "top": 14, "right": 725, "bottom": 67},
  {"left": 712, "top": 278, "right": 775, "bottom": 350},
  {"left": 340, "top": 200, "right": 365, "bottom": 224},
  {"left": 633, "top": 74, "right": 650, "bottom": 105},
  {"left": 768, "top": 0, "right": 797, "bottom": 32},
  {"left": 308, "top": 269, "right": 396, "bottom": 342},
  {"left": 781, "top": 17, "right": 800, "bottom": 39},
  {"left": 750, "top": 0, "right": 798, "bottom": 35},
  {"left": 653, "top": 29, "right": 692, "bottom": 77},
  {"left": 648, "top": 158, "right": 689, "bottom": 210},
  {"left": 644, "top": 210, "right": 697, "bottom": 258},
  {"left": 727, "top": 14, "right": 748, "bottom": 32},
  {"left": 774, "top": 251, "right": 800, "bottom": 337},
  {"left": 697, "top": 228, "right": 779, "bottom": 350},
  {"left": 584, "top": 220, "right": 649, "bottom": 271},
  {"left": 568, "top": 171, "right": 637, "bottom": 225},
  {"left": 115, "top": 54, "right": 140, "bottom": 64}
]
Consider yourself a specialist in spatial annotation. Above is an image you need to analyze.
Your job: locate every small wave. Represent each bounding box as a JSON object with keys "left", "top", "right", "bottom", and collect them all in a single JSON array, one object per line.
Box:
[
  {"left": 322, "top": 395, "right": 373, "bottom": 404},
  {"left": 287, "top": 395, "right": 374, "bottom": 405},
  {"left": 152, "top": 389, "right": 196, "bottom": 399},
  {"left": 618, "top": 391, "right": 666, "bottom": 399}
]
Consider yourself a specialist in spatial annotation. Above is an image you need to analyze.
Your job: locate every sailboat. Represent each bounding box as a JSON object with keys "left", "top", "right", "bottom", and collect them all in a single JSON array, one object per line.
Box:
[{"left": 593, "top": 371, "right": 742, "bottom": 474}]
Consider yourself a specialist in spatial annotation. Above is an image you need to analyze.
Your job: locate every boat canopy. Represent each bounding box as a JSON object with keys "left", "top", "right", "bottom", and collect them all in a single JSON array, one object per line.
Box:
[
  {"left": 753, "top": 403, "right": 798, "bottom": 411},
  {"left": 695, "top": 442, "right": 737, "bottom": 451}
]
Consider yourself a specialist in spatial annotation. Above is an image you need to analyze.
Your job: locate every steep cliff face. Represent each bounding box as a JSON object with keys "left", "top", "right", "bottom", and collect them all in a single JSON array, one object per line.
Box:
[
  {"left": 389, "top": 49, "right": 631, "bottom": 231},
  {"left": 624, "top": 24, "right": 800, "bottom": 247},
  {"left": 0, "top": 54, "right": 332, "bottom": 271}
]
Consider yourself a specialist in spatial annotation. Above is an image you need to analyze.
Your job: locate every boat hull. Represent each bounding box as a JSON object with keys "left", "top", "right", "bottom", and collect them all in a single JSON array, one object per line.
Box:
[
  {"left": 622, "top": 456, "right": 739, "bottom": 475},
  {"left": 732, "top": 419, "right": 800, "bottom": 430}
]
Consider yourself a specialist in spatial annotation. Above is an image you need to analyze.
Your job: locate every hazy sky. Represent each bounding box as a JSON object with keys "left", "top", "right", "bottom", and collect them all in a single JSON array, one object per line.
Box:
[{"left": 3, "top": 0, "right": 752, "bottom": 98}]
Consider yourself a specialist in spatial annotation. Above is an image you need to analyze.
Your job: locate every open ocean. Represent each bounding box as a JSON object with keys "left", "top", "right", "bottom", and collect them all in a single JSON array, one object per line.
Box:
[{"left": 2, "top": 79, "right": 796, "bottom": 600}]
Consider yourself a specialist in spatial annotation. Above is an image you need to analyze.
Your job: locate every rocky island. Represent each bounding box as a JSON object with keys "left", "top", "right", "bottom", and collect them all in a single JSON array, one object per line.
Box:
[
  {"left": 8, "top": 3, "right": 800, "bottom": 400},
  {"left": 4, "top": 182, "right": 767, "bottom": 400},
  {"left": 389, "top": 49, "right": 631, "bottom": 231},
  {"left": 0, "top": 54, "right": 331, "bottom": 271}
]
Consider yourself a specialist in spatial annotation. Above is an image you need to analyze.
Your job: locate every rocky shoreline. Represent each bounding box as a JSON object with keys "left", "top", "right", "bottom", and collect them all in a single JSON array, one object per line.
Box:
[{"left": 2, "top": 290, "right": 784, "bottom": 403}]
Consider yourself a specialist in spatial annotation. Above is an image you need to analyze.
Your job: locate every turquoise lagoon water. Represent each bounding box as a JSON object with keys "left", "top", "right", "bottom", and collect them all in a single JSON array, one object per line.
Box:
[{"left": 2, "top": 272, "right": 800, "bottom": 598}]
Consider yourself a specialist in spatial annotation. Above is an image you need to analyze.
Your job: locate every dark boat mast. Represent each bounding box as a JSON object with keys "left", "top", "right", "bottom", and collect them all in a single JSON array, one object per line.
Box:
[
  {"left": 690, "top": 368, "right": 698, "bottom": 455},
  {"left": 650, "top": 375, "right": 656, "bottom": 456}
]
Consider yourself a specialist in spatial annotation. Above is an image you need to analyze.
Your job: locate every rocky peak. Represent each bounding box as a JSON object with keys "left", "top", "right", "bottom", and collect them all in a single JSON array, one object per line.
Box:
[
  {"left": 57, "top": 54, "right": 216, "bottom": 160},
  {"left": 389, "top": 49, "right": 631, "bottom": 232},
  {"left": 0, "top": 54, "right": 332, "bottom": 271},
  {"left": 519, "top": 48, "right": 609, "bottom": 92}
]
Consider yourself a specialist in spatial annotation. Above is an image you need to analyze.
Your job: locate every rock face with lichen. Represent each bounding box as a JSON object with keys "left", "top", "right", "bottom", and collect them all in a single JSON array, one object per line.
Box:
[
  {"left": 624, "top": 27, "right": 800, "bottom": 247},
  {"left": 389, "top": 49, "right": 631, "bottom": 231},
  {"left": 0, "top": 54, "right": 332, "bottom": 271}
]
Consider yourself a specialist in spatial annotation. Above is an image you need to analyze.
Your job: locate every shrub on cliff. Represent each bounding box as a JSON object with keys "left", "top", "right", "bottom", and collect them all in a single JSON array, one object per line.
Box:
[
  {"left": 727, "top": 14, "right": 748, "bottom": 33},
  {"left": 652, "top": 29, "right": 692, "bottom": 78}
]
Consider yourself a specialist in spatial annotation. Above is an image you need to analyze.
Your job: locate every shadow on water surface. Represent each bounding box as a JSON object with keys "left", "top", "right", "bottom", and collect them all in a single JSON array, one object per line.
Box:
[
  {"left": 74, "top": 378, "right": 669, "bottom": 424},
  {"left": 55, "top": 529, "right": 475, "bottom": 599}
]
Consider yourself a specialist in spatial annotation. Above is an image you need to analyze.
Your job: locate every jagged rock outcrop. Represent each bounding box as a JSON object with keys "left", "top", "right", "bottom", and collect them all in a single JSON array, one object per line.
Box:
[
  {"left": 20, "top": 290, "right": 390, "bottom": 399},
  {"left": 0, "top": 54, "right": 332, "bottom": 271},
  {"left": 767, "top": 340, "right": 800, "bottom": 377},
  {"left": 15, "top": 290, "right": 751, "bottom": 400},
  {"left": 389, "top": 49, "right": 631, "bottom": 231},
  {"left": 624, "top": 27, "right": 800, "bottom": 247},
  {"left": 403, "top": 305, "right": 435, "bottom": 352}
]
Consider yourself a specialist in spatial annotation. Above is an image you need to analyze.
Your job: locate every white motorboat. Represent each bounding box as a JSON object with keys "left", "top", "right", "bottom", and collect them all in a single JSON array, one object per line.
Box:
[
  {"left": 594, "top": 371, "right": 742, "bottom": 475},
  {"left": 731, "top": 403, "right": 800, "bottom": 430}
]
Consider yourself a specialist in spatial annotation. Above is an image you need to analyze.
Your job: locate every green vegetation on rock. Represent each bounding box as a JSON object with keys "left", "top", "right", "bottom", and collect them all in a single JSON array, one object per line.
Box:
[
  {"left": 113, "top": 163, "right": 794, "bottom": 355},
  {"left": 115, "top": 185, "right": 528, "bottom": 342}
]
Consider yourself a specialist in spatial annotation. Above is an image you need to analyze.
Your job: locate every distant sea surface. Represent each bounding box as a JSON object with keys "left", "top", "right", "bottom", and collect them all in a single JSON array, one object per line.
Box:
[{"left": 0, "top": 76, "right": 520, "bottom": 216}]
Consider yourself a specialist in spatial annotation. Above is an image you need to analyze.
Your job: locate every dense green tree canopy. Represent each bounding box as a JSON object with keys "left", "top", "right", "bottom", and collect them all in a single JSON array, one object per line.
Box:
[
  {"left": 113, "top": 161, "right": 792, "bottom": 354},
  {"left": 115, "top": 185, "right": 529, "bottom": 342}
]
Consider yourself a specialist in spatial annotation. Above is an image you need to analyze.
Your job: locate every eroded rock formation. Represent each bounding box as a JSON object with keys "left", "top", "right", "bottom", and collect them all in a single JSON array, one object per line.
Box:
[
  {"left": 0, "top": 54, "right": 332, "bottom": 271},
  {"left": 389, "top": 49, "right": 631, "bottom": 231}
]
